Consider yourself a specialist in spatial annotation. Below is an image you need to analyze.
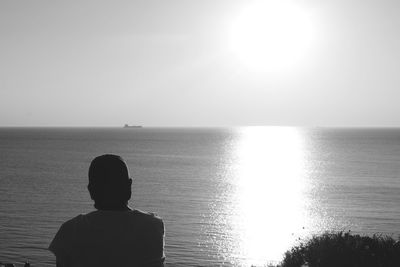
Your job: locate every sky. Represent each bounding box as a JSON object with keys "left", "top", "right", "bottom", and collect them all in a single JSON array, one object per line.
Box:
[{"left": 1, "top": 0, "right": 400, "bottom": 127}]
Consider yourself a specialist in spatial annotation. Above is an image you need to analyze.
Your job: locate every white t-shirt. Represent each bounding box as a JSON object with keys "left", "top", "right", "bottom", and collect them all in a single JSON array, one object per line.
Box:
[{"left": 49, "top": 209, "right": 165, "bottom": 267}]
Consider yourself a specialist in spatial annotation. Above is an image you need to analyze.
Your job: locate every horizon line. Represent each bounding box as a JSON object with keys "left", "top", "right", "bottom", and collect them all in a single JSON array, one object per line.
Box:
[{"left": 0, "top": 125, "right": 399, "bottom": 129}]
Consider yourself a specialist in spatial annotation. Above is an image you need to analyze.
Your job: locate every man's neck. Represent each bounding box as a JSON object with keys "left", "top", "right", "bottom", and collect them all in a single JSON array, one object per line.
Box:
[{"left": 95, "top": 204, "right": 131, "bottom": 211}]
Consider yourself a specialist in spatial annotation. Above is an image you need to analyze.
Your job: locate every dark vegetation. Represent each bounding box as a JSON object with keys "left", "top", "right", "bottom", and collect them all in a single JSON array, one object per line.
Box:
[{"left": 280, "top": 231, "right": 400, "bottom": 267}]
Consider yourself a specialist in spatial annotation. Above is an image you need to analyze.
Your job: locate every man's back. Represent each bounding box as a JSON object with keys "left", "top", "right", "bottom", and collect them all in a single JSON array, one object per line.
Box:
[{"left": 49, "top": 209, "right": 165, "bottom": 267}]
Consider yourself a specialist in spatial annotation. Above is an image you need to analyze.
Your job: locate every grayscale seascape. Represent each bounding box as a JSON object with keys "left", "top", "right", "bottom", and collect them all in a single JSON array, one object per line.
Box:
[
  {"left": 2, "top": 0, "right": 400, "bottom": 266},
  {"left": 1, "top": 127, "right": 399, "bottom": 266}
]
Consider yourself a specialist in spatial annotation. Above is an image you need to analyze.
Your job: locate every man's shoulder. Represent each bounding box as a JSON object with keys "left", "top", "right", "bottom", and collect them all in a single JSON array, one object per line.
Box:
[
  {"left": 132, "top": 209, "right": 164, "bottom": 233},
  {"left": 48, "top": 214, "right": 85, "bottom": 255},
  {"left": 131, "top": 210, "right": 165, "bottom": 244},
  {"left": 133, "top": 209, "right": 163, "bottom": 223},
  {"left": 58, "top": 214, "right": 84, "bottom": 229}
]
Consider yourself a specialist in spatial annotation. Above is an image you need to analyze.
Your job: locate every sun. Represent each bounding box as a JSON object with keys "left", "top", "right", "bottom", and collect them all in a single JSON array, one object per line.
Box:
[{"left": 227, "top": 0, "right": 315, "bottom": 73}]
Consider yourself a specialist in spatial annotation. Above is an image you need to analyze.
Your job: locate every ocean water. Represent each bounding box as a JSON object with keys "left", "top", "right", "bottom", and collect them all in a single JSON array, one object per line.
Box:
[{"left": 0, "top": 127, "right": 399, "bottom": 266}]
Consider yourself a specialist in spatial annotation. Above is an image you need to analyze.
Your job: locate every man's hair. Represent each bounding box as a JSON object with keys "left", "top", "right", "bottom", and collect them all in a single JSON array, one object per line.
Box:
[
  {"left": 88, "top": 154, "right": 131, "bottom": 209},
  {"left": 89, "top": 154, "right": 129, "bottom": 185}
]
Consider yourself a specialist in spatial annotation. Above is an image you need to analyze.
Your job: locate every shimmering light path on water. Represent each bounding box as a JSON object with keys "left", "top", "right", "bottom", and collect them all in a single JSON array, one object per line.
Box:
[
  {"left": 210, "top": 127, "right": 310, "bottom": 265},
  {"left": 234, "top": 127, "right": 308, "bottom": 265}
]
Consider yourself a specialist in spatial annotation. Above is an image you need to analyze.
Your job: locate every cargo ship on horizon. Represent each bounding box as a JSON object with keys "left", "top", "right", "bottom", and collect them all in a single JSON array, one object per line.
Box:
[{"left": 123, "top": 124, "right": 143, "bottom": 128}]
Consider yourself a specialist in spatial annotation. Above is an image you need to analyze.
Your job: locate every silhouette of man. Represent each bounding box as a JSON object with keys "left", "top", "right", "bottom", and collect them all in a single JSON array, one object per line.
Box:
[{"left": 49, "top": 154, "right": 165, "bottom": 267}]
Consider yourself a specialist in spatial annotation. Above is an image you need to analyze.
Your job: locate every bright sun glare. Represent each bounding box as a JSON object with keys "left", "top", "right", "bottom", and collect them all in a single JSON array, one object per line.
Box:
[{"left": 227, "top": 0, "right": 315, "bottom": 73}]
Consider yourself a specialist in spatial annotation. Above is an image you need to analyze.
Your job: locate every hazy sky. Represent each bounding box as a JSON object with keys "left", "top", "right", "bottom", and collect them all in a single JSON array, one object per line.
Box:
[{"left": 1, "top": 0, "right": 399, "bottom": 127}]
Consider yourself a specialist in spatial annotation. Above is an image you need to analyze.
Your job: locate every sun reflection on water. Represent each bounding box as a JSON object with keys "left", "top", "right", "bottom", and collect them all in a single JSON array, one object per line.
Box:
[{"left": 229, "top": 127, "right": 310, "bottom": 266}]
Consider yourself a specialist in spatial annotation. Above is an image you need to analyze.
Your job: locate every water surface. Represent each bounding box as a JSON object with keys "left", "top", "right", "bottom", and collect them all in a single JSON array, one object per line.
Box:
[{"left": 0, "top": 127, "right": 399, "bottom": 266}]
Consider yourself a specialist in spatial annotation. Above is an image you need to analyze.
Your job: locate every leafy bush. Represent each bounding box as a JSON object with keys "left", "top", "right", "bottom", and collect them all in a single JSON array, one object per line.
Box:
[{"left": 280, "top": 231, "right": 400, "bottom": 267}]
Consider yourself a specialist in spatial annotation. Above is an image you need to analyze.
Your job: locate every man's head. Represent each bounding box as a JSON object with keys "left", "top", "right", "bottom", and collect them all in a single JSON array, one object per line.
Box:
[{"left": 88, "top": 154, "right": 132, "bottom": 210}]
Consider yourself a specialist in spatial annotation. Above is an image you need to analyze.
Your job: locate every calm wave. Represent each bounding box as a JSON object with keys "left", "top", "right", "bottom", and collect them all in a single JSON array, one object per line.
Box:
[{"left": 0, "top": 127, "right": 399, "bottom": 266}]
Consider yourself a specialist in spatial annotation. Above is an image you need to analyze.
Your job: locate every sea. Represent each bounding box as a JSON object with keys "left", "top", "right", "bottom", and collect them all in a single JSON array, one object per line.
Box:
[{"left": 0, "top": 127, "right": 399, "bottom": 267}]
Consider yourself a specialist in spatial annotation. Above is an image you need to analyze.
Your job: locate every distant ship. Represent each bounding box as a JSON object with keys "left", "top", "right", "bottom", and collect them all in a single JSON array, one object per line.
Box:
[{"left": 123, "top": 124, "right": 143, "bottom": 128}]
